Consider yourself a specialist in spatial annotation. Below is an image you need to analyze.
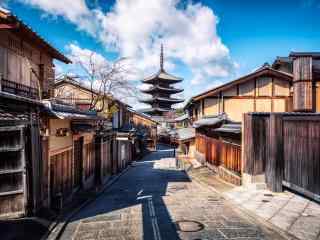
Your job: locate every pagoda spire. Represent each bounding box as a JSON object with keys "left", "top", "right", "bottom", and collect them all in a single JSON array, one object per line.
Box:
[
  {"left": 160, "top": 44, "right": 164, "bottom": 71},
  {"left": 140, "top": 43, "right": 184, "bottom": 116}
]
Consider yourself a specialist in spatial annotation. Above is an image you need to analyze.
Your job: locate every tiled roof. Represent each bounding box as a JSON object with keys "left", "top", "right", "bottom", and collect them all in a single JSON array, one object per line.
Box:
[
  {"left": 214, "top": 123, "right": 241, "bottom": 134},
  {"left": 144, "top": 70, "right": 183, "bottom": 82},
  {"left": 0, "top": 107, "right": 29, "bottom": 121},
  {"left": 175, "top": 127, "right": 195, "bottom": 141},
  {"left": 42, "top": 100, "right": 101, "bottom": 120},
  {"left": 193, "top": 113, "right": 228, "bottom": 128},
  {"left": 0, "top": 8, "right": 71, "bottom": 63}
]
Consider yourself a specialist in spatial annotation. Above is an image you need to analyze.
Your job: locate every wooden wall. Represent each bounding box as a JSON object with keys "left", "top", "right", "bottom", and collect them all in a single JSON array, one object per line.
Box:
[
  {"left": 0, "top": 30, "right": 54, "bottom": 96},
  {"left": 195, "top": 133, "right": 241, "bottom": 175},
  {"left": 192, "top": 76, "right": 291, "bottom": 122},
  {"left": 292, "top": 57, "right": 313, "bottom": 111},
  {"left": 49, "top": 119, "right": 72, "bottom": 154},
  {"left": 0, "top": 126, "right": 26, "bottom": 217},
  {"left": 243, "top": 112, "right": 320, "bottom": 199},
  {"left": 50, "top": 149, "right": 73, "bottom": 207}
]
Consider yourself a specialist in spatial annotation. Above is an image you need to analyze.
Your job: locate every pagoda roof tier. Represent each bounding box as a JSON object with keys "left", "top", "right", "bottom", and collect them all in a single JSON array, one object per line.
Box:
[
  {"left": 143, "top": 70, "right": 183, "bottom": 84},
  {"left": 140, "top": 97, "right": 184, "bottom": 104},
  {"left": 140, "top": 107, "right": 172, "bottom": 114},
  {"left": 141, "top": 85, "right": 183, "bottom": 94}
]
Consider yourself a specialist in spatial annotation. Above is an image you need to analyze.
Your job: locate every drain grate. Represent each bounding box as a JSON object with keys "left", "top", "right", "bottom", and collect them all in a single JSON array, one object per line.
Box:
[{"left": 175, "top": 220, "right": 205, "bottom": 232}]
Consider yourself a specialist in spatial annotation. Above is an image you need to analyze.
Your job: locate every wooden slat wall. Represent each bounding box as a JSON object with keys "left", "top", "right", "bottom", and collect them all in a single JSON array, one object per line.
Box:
[
  {"left": 243, "top": 113, "right": 270, "bottom": 176},
  {"left": 243, "top": 112, "right": 320, "bottom": 196},
  {"left": 84, "top": 142, "right": 95, "bottom": 180},
  {"left": 221, "top": 141, "right": 241, "bottom": 173},
  {"left": 196, "top": 133, "right": 241, "bottom": 174},
  {"left": 50, "top": 149, "right": 73, "bottom": 202},
  {"left": 293, "top": 57, "right": 313, "bottom": 111},
  {"left": 283, "top": 117, "right": 320, "bottom": 196}
]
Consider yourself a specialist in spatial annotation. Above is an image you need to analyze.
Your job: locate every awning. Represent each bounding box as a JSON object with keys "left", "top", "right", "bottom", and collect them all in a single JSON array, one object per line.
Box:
[
  {"left": 176, "top": 127, "right": 195, "bottom": 141},
  {"left": 193, "top": 113, "right": 228, "bottom": 129},
  {"left": 214, "top": 123, "right": 242, "bottom": 134},
  {"left": 0, "top": 106, "right": 30, "bottom": 122},
  {"left": 42, "top": 100, "right": 101, "bottom": 120},
  {"left": 173, "top": 114, "right": 189, "bottom": 122}
]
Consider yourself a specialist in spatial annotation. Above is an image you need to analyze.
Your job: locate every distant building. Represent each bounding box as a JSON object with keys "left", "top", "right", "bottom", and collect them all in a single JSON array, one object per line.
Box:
[{"left": 140, "top": 45, "right": 184, "bottom": 116}]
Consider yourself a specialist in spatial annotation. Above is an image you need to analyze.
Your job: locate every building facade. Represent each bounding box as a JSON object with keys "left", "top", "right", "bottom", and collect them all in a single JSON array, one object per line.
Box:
[{"left": 0, "top": 8, "right": 70, "bottom": 217}]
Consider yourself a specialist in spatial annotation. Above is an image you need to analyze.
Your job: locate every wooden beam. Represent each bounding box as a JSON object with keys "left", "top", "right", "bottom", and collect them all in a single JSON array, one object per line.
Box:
[
  {"left": 268, "top": 113, "right": 284, "bottom": 192},
  {"left": 271, "top": 78, "right": 274, "bottom": 112},
  {"left": 254, "top": 78, "right": 257, "bottom": 112}
]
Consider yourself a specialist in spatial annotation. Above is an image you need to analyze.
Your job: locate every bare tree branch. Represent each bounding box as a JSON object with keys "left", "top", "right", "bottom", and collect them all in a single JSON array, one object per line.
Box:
[{"left": 57, "top": 52, "right": 138, "bottom": 113}]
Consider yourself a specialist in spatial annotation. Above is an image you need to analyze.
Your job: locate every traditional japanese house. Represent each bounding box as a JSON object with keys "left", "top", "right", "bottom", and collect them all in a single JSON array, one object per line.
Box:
[
  {"left": 183, "top": 62, "right": 293, "bottom": 184},
  {"left": 170, "top": 113, "right": 191, "bottom": 128},
  {"left": 185, "top": 63, "right": 293, "bottom": 122},
  {"left": 174, "top": 127, "right": 196, "bottom": 157},
  {"left": 128, "top": 108, "right": 158, "bottom": 152},
  {"left": 140, "top": 45, "right": 184, "bottom": 116},
  {"left": 41, "top": 100, "right": 100, "bottom": 209},
  {"left": 242, "top": 52, "right": 320, "bottom": 199},
  {"left": 0, "top": 8, "right": 70, "bottom": 217},
  {"left": 54, "top": 77, "right": 134, "bottom": 176}
]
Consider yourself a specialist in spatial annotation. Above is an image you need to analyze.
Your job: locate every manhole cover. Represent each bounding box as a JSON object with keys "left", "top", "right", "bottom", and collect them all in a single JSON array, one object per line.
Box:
[{"left": 175, "top": 220, "right": 204, "bottom": 232}]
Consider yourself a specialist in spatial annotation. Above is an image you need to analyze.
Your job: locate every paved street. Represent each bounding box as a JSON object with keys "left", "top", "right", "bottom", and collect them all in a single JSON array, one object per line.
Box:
[{"left": 59, "top": 146, "right": 286, "bottom": 240}]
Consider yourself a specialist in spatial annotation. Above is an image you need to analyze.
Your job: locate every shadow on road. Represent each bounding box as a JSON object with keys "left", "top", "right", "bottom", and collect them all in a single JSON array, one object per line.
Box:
[
  {"left": 65, "top": 145, "right": 190, "bottom": 240},
  {"left": 0, "top": 218, "right": 48, "bottom": 240}
]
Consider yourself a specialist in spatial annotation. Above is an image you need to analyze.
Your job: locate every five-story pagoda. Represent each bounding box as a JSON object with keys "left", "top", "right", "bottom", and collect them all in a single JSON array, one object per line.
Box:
[{"left": 140, "top": 45, "right": 184, "bottom": 116}]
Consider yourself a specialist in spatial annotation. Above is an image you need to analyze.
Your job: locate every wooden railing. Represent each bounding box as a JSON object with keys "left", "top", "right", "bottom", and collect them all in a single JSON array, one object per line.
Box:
[{"left": 0, "top": 78, "right": 39, "bottom": 100}]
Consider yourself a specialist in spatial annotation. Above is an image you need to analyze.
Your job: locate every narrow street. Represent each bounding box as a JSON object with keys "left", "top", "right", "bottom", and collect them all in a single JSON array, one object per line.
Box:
[{"left": 59, "top": 146, "right": 285, "bottom": 240}]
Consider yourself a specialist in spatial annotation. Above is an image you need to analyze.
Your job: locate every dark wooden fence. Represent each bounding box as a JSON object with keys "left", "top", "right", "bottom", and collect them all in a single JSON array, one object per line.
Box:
[
  {"left": 196, "top": 133, "right": 241, "bottom": 175},
  {"left": 243, "top": 112, "right": 320, "bottom": 201}
]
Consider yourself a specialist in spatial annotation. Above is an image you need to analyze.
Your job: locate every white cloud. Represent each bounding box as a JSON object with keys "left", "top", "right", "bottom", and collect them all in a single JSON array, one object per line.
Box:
[
  {"left": 67, "top": 43, "right": 108, "bottom": 68},
  {"left": 96, "top": 0, "right": 236, "bottom": 80},
  {"left": 19, "top": 0, "right": 236, "bottom": 82},
  {"left": 17, "top": 0, "right": 98, "bottom": 34}
]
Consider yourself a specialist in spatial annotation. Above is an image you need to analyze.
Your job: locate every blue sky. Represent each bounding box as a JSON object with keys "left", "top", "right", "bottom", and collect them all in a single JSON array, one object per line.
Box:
[{"left": 2, "top": 0, "right": 320, "bottom": 108}]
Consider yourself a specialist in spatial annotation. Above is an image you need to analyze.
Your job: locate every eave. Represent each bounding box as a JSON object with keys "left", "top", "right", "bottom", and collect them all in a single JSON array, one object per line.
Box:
[
  {"left": 141, "top": 86, "right": 183, "bottom": 94},
  {"left": 0, "top": 9, "right": 71, "bottom": 64},
  {"left": 140, "top": 97, "right": 184, "bottom": 104},
  {"left": 193, "top": 67, "right": 293, "bottom": 101}
]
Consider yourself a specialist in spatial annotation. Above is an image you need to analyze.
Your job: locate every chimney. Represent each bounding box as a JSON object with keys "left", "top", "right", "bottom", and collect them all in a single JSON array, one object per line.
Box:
[{"left": 291, "top": 53, "right": 313, "bottom": 112}]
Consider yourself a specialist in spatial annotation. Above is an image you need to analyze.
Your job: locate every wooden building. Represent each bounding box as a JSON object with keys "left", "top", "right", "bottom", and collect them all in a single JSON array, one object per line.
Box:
[
  {"left": 54, "top": 77, "right": 134, "bottom": 175},
  {"left": 243, "top": 53, "right": 320, "bottom": 199},
  {"left": 182, "top": 63, "right": 293, "bottom": 184},
  {"left": 41, "top": 100, "right": 100, "bottom": 209},
  {"left": 183, "top": 53, "right": 320, "bottom": 187},
  {"left": 274, "top": 52, "right": 320, "bottom": 112},
  {"left": 185, "top": 63, "right": 293, "bottom": 122},
  {"left": 0, "top": 8, "right": 70, "bottom": 217},
  {"left": 128, "top": 108, "right": 158, "bottom": 151}
]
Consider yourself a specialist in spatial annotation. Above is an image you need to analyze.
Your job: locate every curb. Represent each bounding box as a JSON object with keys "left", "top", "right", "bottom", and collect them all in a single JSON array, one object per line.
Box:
[
  {"left": 178, "top": 158, "right": 299, "bottom": 240},
  {"left": 44, "top": 165, "right": 132, "bottom": 240}
]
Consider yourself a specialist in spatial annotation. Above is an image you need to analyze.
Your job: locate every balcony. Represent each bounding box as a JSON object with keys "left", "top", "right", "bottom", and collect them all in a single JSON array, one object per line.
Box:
[{"left": 0, "top": 78, "right": 39, "bottom": 100}]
